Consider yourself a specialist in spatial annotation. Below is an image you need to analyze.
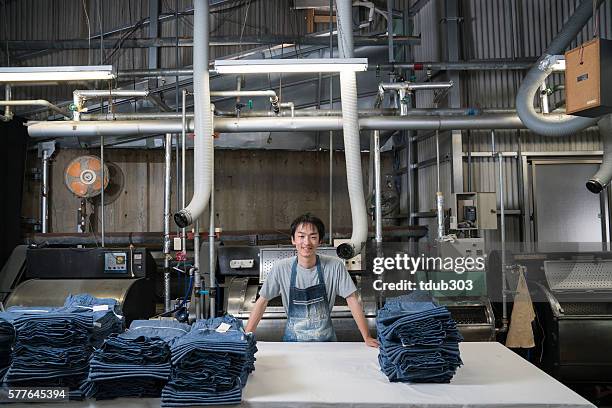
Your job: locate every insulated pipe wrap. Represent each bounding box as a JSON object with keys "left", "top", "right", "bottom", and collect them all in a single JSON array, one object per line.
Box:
[
  {"left": 338, "top": 71, "right": 368, "bottom": 259},
  {"left": 174, "top": 0, "right": 213, "bottom": 228},
  {"left": 335, "top": 0, "right": 368, "bottom": 259},
  {"left": 587, "top": 114, "right": 612, "bottom": 193},
  {"left": 515, "top": 0, "right": 602, "bottom": 137}
]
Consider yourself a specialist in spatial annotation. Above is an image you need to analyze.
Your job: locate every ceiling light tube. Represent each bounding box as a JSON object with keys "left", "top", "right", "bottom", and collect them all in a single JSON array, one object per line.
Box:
[
  {"left": 214, "top": 58, "right": 368, "bottom": 74},
  {"left": 0, "top": 65, "right": 115, "bottom": 83}
]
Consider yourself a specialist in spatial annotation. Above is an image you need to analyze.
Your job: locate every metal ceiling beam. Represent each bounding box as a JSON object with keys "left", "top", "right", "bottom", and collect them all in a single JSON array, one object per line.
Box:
[{"left": 5, "top": 35, "right": 420, "bottom": 51}]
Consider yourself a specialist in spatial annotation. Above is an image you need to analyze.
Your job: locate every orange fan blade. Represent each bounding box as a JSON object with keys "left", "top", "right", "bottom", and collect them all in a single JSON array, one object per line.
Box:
[
  {"left": 67, "top": 161, "right": 82, "bottom": 177},
  {"left": 70, "top": 181, "right": 88, "bottom": 197},
  {"left": 88, "top": 158, "right": 101, "bottom": 171}
]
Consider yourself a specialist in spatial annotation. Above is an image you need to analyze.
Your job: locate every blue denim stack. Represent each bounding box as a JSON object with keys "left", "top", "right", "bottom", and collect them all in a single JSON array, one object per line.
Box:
[
  {"left": 83, "top": 319, "right": 190, "bottom": 400},
  {"left": 0, "top": 294, "right": 124, "bottom": 398},
  {"left": 0, "top": 319, "right": 15, "bottom": 378},
  {"left": 161, "top": 315, "right": 257, "bottom": 407},
  {"left": 376, "top": 291, "right": 463, "bottom": 383}
]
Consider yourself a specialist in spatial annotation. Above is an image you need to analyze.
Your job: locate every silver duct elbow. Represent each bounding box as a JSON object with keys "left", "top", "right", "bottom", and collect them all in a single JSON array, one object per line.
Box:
[
  {"left": 587, "top": 114, "right": 612, "bottom": 194},
  {"left": 515, "top": 0, "right": 603, "bottom": 137},
  {"left": 174, "top": 0, "right": 213, "bottom": 228}
]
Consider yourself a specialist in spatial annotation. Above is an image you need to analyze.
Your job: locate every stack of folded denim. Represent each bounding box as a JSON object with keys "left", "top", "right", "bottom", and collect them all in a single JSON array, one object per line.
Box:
[
  {"left": 83, "top": 319, "right": 190, "bottom": 400},
  {"left": 0, "top": 294, "right": 124, "bottom": 398},
  {"left": 0, "top": 319, "right": 15, "bottom": 378},
  {"left": 62, "top": 294, "right": 125, "bottom": 347},
  {"left": 376, "top": 291, "right": 463, "bottom": 383},
  {"left": 161, "top": 315, "right": 257, "bottom": 407}
]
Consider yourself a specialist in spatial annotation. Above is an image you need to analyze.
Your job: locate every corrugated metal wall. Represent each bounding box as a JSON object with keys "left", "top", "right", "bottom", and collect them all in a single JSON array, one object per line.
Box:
[
  {"left": 4, "top": 0, "right": 612, "bottom": 238},
  {"left": 411, "top": 0, "right": 611, "bottom": 241}
]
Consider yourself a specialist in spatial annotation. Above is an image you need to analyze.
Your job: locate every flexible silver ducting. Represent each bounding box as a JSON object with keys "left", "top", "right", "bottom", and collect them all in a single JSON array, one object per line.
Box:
[
  {"left": 174, "top": 0, "right": 213, "bottom": 228},
  {"left": 587, "top": 114, "right": 612, "bottom": 193},
  {"left": 515, "top": 0, "right": 602, "bottom": 137},
  {"left": 515, "top": 0, "right": 609, "bottom": 193},
  {"left": 335, "top": 0, "right": 368, "bottom": 259}
]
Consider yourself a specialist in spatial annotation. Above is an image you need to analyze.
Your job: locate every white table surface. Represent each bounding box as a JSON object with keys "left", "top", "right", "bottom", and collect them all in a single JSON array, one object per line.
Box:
[{"left": 7, "top": 341, "right": 596, "bottom": 408}]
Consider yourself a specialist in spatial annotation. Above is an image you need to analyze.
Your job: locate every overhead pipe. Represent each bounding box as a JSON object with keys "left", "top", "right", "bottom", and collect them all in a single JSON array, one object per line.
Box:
[
  {"left": 27, "top": 114, "right": 530, "bottom": 137},
  {"left": 174, "top": 0, "right": 213, "bottom": 229},
  {"left": 587, "top": 114, "right": 612, "bottom": 193},
  {"left": 376, "top": 60, "right": 536, "bottom": 71},
  {"left": 72, "top": 89, "right": 149, "bottom": 121},
  {"left": 1, "top": 99, "right": 70, "bottom": 119},
  {"left": 378, "top": 81, "right": 454, "bottom": 93},
  {"left": 210, "top": 90, "right": 280, "bottom": 113},
  {"left": 113, "top": 59, "right": 534, "bottom": 79},
  {"left": 515, "top": 0, "right": 603, "bottom": 137},
  {"left": 335, "top": 0, "right": 368, "bottom": 259},
  {"left": 79, "top": 107, "right": 520, "bottom": 121}
]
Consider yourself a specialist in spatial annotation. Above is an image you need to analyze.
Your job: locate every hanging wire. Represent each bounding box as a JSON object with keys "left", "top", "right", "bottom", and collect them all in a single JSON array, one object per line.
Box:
[{"left": 81, "top": 0, "right": 92, "bottom": 65}]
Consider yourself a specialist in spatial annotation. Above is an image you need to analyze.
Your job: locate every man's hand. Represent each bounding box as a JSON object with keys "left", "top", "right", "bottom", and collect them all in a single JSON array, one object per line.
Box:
[
  {"left": 346, "top": 293, "right": 380, "bottom": 348},
  {"left": 364, "top": 336, "right": 380, "bottom": 348}
]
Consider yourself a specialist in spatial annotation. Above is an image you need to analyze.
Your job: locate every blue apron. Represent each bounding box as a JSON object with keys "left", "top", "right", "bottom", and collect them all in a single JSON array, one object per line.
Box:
[{"left": 282, "top": 256, "right": 337, "bottom": 342}]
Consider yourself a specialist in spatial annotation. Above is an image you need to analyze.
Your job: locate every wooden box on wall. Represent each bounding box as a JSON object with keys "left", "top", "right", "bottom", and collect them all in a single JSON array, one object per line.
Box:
[{"left": 565, "top": 38, "right": 612, "bottom": 118}]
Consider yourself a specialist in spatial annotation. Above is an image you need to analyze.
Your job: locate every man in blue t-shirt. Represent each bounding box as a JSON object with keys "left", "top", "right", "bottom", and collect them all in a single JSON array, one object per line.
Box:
[{"left": 245, "top": 213, "right": 379, "bottom": 347}]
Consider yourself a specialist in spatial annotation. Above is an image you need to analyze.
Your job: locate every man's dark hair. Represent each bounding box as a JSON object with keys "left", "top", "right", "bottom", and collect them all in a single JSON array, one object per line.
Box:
[{"left": 290, "top": 213, "right": 325, "bottom": 241}]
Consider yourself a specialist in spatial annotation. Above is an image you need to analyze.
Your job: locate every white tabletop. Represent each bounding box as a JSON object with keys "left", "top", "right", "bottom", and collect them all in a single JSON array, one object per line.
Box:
[
  {"left": 242, "top": 341, "right": 595, "bottom": 408},
  {"left": 8, "top": 341, "right": 595, "bottom": 408}
]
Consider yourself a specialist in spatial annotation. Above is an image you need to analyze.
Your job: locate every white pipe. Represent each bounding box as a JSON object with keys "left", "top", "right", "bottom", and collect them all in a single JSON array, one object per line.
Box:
[
  {"left": 163, "top": 133, "right": 172, "bottom": 312},
  {"left": 2, "top": 85, "right": 12, "bottom": 120},
  {"left": 209, "top": 161, "right": 216, "bottom": 318},
  {"left": 181, "top": 90, "right": 187, "bottom": 253},
  {"left": 374, "top": 130, "right": 382, "bottom": 244},
  {"left": 41, "top": 150, "right": 49, "bottom": 233},
  {"left": 379, "top": 81, "right": 454, "bottom": 93},
  {"left": 335, "top": 0, "right": 367, "bottom": 259},
  {"left": 72, "top": 90, "right": 149, "bottom": 121},
  {"left": 436, "top": 130, "right": 444, "bottom": 240},
  {"left": 1, "top": 99, "right": 70, "bottom": 118},
  {"left": 26, "top": 114, "right": 531, "bottom": 137},
  {"left": 194, "top": 219, "right": 201, "bottom": 320},
  {"left": 174, "top": 0, "right": 212, "bottom": 229}
]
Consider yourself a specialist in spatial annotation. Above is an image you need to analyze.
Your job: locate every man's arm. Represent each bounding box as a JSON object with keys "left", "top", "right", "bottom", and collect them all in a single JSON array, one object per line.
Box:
[
  {"left": 346, "top": 292, "right": 380, "bottom": 348},
  {"left": 245, "top": 296, "right": 269, "bottom": 333}
]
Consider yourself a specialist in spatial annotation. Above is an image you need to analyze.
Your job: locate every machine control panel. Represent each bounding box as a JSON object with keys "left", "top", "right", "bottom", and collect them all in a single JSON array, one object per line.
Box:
[
  {"left": 104, "top": 252, "right": 128, "bottom": 273},
  {"left": 230, "top": 259, "right": 255, "bottom": 269}
]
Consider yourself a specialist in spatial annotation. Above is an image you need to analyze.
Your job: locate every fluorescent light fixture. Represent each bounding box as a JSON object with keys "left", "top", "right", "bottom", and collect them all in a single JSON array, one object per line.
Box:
[
  {"left": 214, "top": 58, "right": 368, "bottom": 74},
  {"left": 0, "top": 65, "right": 115, "bottom": 83}
]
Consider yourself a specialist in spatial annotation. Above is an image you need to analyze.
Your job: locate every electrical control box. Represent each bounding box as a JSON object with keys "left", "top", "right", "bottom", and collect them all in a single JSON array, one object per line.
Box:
[
  {"left": 26, "top": 247, "right": 153, "bottom": 279},
  {"left": 565, "top": 38, "right": 612, "bottom": 117},
  {"left": 450, "top": 192, "right": 497, "bottom": 230},
  {"left": 104, "top": 252, "right": 128, "bottom": 274}
]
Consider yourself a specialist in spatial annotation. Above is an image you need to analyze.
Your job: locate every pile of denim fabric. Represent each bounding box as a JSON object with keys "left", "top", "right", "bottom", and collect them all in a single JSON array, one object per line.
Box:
[
  {"left": 83, "top": 319, "right": 190, "bottom": 400},
  {"left": 0, "top": 319, "right": 15, "bottom": 378},
  {"left": 0, "top": 294, "right": 124, "bottom": 398},
  {"left": 376, "top": 291, "right": 463, "bottom": 383},
  {"left": 161, "top": 315, "right": 257, "bottom": 407}
]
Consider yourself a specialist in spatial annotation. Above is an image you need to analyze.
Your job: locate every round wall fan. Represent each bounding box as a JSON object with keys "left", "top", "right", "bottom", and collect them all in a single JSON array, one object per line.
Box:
[{"left": 64, "top": 155, "right": 109, "bottom": 198}]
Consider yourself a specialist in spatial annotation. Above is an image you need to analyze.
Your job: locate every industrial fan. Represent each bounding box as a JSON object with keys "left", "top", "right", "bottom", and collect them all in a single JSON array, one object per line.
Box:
[
  {"left": 65, "top": 155, "right": 109, "bottom": 198},
  {"left": 64, "top": 155, "right": 124, "bottom": 232}
]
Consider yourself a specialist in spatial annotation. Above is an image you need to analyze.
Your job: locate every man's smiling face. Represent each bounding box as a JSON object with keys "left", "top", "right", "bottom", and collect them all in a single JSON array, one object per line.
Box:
[{"left": 291, "top": 222, "right": 321, "bottom": 259}]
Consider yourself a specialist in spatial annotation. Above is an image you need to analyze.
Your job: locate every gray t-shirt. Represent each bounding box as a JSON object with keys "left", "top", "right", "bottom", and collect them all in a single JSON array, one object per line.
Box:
[{"left": 259, "top": 255, "right": 357, "bottom": 314}]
